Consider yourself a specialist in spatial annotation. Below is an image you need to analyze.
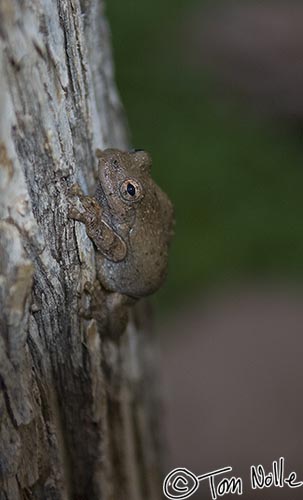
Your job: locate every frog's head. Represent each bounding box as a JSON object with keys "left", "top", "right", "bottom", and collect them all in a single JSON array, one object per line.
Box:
[{"left": 95, "top": 148, "right": 152, "bottom": 219}]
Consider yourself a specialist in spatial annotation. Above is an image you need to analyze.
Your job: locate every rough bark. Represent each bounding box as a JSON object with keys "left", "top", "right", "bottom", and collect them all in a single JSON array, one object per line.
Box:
[{"left": 0, "top": 1, "right": 162, "bottom": 499}]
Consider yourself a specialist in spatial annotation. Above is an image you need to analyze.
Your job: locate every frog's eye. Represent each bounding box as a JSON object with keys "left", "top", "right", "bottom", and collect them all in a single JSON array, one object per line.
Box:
[{"left": 120, "top": 178, "right": 143, "bottom": 202}]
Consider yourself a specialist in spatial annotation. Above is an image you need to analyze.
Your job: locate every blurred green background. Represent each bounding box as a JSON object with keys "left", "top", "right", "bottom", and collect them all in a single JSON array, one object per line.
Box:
[{"left": 106, "top": 0, "right": 303, "bottom": 311}]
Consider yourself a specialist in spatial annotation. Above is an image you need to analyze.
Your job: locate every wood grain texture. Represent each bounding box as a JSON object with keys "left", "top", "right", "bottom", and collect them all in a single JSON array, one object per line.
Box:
[{"left": 0, "top": 1, "right": 162, "bottom": 498}]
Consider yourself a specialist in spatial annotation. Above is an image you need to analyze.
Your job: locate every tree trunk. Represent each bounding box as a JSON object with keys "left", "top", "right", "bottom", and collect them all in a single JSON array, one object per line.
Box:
[{"left": 0, "top": 1, "right": 162, "bottom": 499}]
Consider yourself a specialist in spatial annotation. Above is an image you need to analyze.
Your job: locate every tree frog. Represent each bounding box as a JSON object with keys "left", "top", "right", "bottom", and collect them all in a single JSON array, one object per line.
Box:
[{"left": 69, "top": 148, "right": 174, "bottom": 335}]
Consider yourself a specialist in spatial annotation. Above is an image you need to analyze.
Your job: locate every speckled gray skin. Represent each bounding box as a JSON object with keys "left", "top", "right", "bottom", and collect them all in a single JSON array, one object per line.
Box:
[{"left": 70, "top": 148, "right": 174, "bottom": 299}]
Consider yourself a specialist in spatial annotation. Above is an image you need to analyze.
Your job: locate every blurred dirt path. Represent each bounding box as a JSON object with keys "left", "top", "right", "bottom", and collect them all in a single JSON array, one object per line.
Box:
[{"left": 158, "top": 284, "right": 303, "bottom": 499}]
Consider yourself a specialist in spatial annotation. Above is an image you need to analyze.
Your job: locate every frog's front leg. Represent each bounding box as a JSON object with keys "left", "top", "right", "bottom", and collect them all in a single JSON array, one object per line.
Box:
[
  {"left": 68, "top": 184, "right": 127, "bottom": 262},
  {"left": 69, "top": 192, "right": 100, "bottom": 228}
]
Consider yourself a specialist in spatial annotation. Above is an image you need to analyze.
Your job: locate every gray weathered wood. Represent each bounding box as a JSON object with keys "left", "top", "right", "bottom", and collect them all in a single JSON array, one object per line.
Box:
[{"left": 0, "top": 1, "right": 162, "bottom": 498}]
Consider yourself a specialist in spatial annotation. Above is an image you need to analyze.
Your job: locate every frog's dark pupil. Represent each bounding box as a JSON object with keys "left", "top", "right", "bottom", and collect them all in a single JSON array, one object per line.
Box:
[{"left": 127, "top": 183, "right": 136, "bottom": 196}]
